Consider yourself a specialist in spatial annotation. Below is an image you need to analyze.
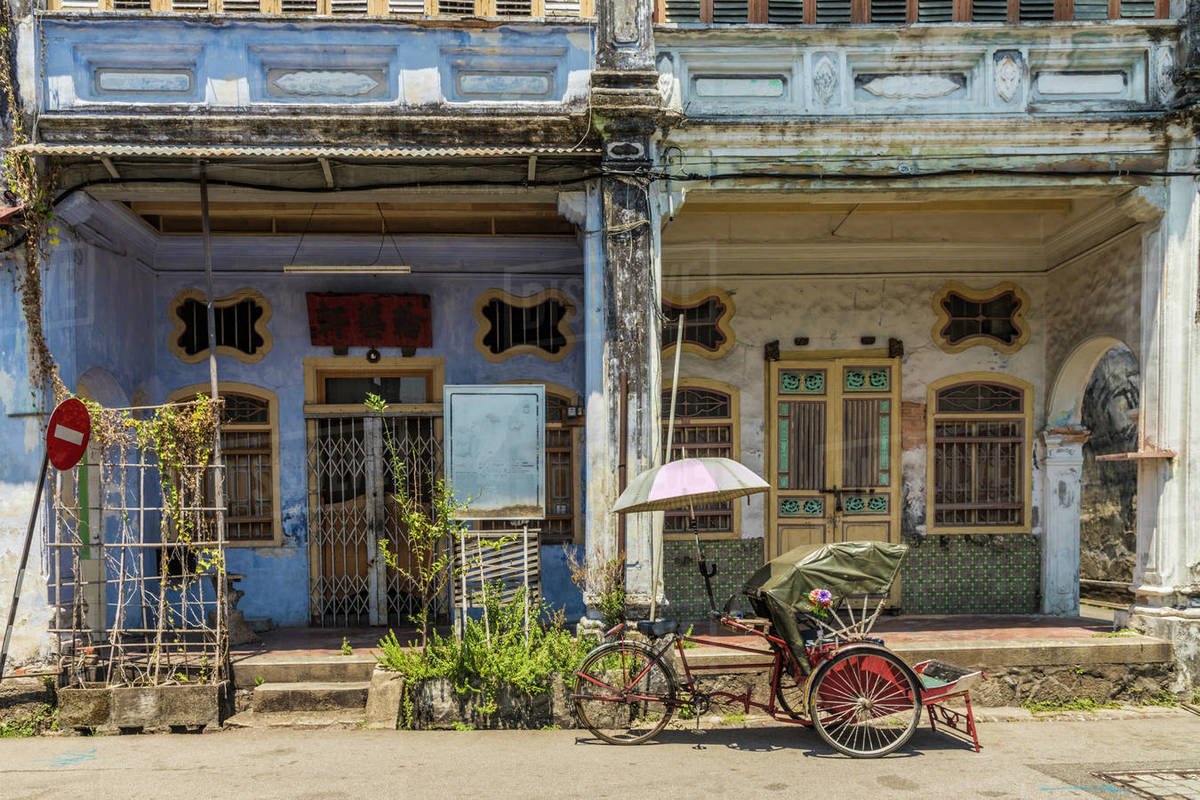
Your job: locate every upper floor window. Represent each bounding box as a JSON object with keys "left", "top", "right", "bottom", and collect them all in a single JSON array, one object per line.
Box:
[
  {"left": 656, "top": 0, "right": 1164, "bottom": 22},
  {"left": 169, "top": 288, "right": 272, "bottom": 365},
  {"left": 932, "top": 282, "right": 1030, "bottom": 355},
  {"left": 47, "top": 0, "right": 595, "bottom": 17},
  {"left": 662, "top": 289, "right": 736, "bottom": 360},
  {"left": 473, "top": 288, "right": 576, "bottom": 363},
  {"left": 926, "top": 374, "right": 1032, "bottom": 533}
]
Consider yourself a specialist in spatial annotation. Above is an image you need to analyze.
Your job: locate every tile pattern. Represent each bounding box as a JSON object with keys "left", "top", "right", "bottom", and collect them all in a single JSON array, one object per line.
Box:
[
  {"left": 1097, "top": 770, "right": 1200, "bottom": 799},
  {"left": 663, "top": 538, "right": 763, "bottom": 622},
  {"left": 901, "top": 534, "right": 1040, "bottom": 614}
]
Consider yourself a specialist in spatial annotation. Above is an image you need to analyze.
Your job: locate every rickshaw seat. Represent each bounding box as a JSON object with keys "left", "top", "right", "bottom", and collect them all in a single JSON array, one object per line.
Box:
[{"left": 636, "top": 620, "right": 680, "bottom": 639}]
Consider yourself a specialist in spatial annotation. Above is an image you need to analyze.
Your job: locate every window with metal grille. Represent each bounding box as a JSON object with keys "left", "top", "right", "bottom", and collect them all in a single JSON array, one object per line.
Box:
[
  {"left": 171, "top": 289, "right": 271, "bottom": 364},
  {"left": 929, "top": 380, "right": 1029, "bottom": 531},
  {"left": 661, "top": 290, "right": 734, "bottom": 358},
  {"left": 933, "top": 284, "right": 1027, "bottom": 351},
  {"left": 661, "top": 385, "right": 737, "bottom": 536},
  {"left": 474, "top": 289, "right": 576, "bottom": 362},
  {"left": 185, "top": 389, "right": 279, "bottom": 544},
  {"left": 436, "top": 0, "right": 476, "bottom": 13}
]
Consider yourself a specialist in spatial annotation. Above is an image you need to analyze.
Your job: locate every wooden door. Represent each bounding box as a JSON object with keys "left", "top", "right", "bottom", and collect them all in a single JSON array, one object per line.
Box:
[{"left": 767, "top": 357, "right": 902, "bottom": 561}]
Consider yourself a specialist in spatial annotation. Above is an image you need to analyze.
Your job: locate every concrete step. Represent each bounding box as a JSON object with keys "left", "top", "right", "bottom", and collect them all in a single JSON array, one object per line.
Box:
[
  {"left": 224, "top": 710, "right": 365, "bottom": 730},
  {"left": 232, "top": 655, "right": 376, "bottom": 688},
  {"left": 251, "top": 681, "right": 370, "bottom": 714}
]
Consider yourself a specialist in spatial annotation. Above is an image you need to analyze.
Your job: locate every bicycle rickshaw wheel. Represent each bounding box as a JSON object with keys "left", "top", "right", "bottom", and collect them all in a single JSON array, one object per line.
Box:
[
  {"left": 573, "top": 641, "right": 677, "bottom": 745},
  {"left": 807, "top": 647, "right": 922, "bottom": 758},
  {"left": 774, "top": 662, "right": 806, "bottom": 719}
]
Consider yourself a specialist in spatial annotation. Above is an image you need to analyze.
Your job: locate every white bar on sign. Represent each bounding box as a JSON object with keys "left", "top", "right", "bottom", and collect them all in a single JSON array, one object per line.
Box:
[{"left": 53, "top": 424, "right": 84, "bottom": 445}]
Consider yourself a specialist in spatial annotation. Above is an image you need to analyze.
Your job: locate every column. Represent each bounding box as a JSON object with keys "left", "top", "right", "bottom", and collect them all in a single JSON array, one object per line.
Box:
[
  {"left": 1040, "top": 426, "right": 1088, "bottom": 616},
  {"left": 1126, "top": 129, "right": 1200, "bottom": 688}
]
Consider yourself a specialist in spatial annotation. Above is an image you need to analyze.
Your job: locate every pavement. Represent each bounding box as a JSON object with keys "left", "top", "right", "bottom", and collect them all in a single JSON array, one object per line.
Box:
[{"left": 1, "top": 714, "right": 1198, "bottom": 800}]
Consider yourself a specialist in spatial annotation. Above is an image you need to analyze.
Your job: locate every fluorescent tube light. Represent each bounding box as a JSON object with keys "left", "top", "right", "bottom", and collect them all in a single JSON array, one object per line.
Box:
[{"left": 283, "top": 265, "right": 412, "bottom": 274}]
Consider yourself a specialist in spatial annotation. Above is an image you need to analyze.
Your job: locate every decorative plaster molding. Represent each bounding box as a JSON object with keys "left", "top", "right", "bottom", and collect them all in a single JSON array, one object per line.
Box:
[
  {"left": 472, "top": 288, "right": 577, "bottom": 364},
  {"left": 860, "top": 74, "right": 962, "bottom": 100},
  {"left": 995, "top": 55, "right": 1020, "bottom": 103},
  {"left": 270, "top": 70, "right": 382, "bottom": 98},
  {"left": 1154, "top": 45, "right": 1175, "bottom": 105},
  {"left": 557, "top": 191, "right": 588, "bottom": 226},
  {"left": 812, "top": 55, "right": 838, "bottom": 106},
  {"left": 930, "top": 281, "right": 1032, "bottom": 355},
  {"left": 168, "top": 287, "right": 273, "bottom": 365}
]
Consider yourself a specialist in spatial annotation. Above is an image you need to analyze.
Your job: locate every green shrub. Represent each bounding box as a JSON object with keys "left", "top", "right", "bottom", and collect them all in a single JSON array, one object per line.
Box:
[
  {"left": 0, "top": 705, "right": 56, "bottom": 738},
  {"left": 377, "top": 583, "right": 596, "bottom": 718}
]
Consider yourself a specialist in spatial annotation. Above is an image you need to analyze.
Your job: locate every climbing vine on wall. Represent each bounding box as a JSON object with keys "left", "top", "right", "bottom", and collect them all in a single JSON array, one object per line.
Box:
[{"left": 0, "top": 0, "right": 63, "bottom": 402}]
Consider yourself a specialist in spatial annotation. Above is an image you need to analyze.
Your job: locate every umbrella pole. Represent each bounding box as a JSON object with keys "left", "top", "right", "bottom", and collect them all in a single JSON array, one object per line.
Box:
[
  {"left": 690, "top": 502, "right": 718, "bottom": 614},
  {"left": 651, "top": 314, "right": 686, "bottom": 624}
]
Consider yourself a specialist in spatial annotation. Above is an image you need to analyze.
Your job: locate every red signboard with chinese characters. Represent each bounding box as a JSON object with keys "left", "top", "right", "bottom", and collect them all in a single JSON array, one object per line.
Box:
[{"left": 306, "top": 293, "right": 433, "bottom": 348}]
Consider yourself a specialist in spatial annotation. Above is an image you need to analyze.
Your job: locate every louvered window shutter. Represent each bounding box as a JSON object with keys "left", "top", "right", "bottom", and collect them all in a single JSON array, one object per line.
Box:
[
  {"left": 437, "top": 0, "right": 476, "bottom": 13},
  {"left": 663, "top": 0, "right": 702, "bottom": 21},
  {"left": 1119, "top": 0, "right": 1154, "bottom": 16},
  {"left": 221, "top": 0, "right": 261, "bottom": 10},
  {"left": 815, "top": 0, "right": 851, "bottom": 23},
  {"left": 544, "top": 0, "right": 582, "bottom": 14},
  {"left": 280, "top": 0, "right": 318, "bottom": 11},
  {"left": 1018, "top": 0, "right": 1053, "bottom": 20},
  {"left": 388, "top": 0, "right": 425, "bottom": 12},
  {"left": 712, "top": 0, "right": 750, "bottom": 23},
  {"left": 917, "top": 0, "right": 952, "bottom": 21},
  {"left": 173, "top": 0, "right": 208, "bottom": 10},
  {"left": 496, "top": 0, "right": 533, "bottom": 14},
  {"left": 1072, "top": 0, "right": 1107, "bottom": 17},
  {"left": 330, "top": 0, "right": 369, "bottom": 13},
  {"left": 112, "top": 0, "right": 152, "bottom": 9},
  {"left": 767, "top": 0, "right": 803, "bottom": 22},
  {"left": 971, "top": 0, "right": 1007, "bottom": 21},
  {"left": 871, "top": 0, "right": 907, "bottom": 22}
]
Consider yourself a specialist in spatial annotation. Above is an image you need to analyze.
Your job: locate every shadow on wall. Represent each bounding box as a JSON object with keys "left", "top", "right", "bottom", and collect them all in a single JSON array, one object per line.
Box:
[
  {"left": 1079, "top": 345, "right": 1139, "bottom": 586},
  {"left": 542, "top": 545, "right": 586, "bottom": 622}
]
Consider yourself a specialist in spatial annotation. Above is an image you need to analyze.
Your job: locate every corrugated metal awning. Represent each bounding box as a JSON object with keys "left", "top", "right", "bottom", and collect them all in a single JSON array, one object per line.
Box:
[{"left": 10, "top": 143, "right": 600, "bottom": 159}]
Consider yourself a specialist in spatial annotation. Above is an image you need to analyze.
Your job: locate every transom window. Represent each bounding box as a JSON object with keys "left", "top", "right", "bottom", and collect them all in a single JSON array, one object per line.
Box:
[
  {"left": 169, "top": 289, "right": 272, "bottom": 364},
  {"left": 657, "top": 0, "right": 1162, "bottom": 22},
  {"left": 661, "top": 383, "right": 738, "bottom": 537},
  {"left": 932, "top": 282, "right": 1030, "bottom": 354},
  {"left": 927, "top": 376, "right": 1031, "bottom": 533},
  {"left": 473, "top": 289, "right": 576, "bottom": 363},
  {"left": 661, "top": 289, "right": 735, "bottom": 360}
]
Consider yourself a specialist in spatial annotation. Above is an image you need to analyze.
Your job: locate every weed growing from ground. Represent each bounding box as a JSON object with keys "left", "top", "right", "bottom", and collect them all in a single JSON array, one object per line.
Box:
[
  {"left": 1021, "top": 697, "right": 1121, "bottom": 714},
  {"left": 0, "top": 705, "right": 57, "bottom": 737}
]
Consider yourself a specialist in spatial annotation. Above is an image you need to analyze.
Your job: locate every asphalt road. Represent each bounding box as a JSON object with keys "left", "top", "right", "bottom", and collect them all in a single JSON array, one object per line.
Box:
[{"left": 1, "top": 715, "right": 1198, "bottom": 800}]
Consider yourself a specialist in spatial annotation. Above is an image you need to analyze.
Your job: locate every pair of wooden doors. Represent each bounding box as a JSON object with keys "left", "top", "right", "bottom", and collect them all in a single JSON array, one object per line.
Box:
[{"left": 766, "top": 357, "right": 902, "bottom": 560}]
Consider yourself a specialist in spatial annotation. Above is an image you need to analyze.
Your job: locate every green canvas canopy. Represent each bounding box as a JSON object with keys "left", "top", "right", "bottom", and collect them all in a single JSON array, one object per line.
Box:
[{"left": 742, "top": 541, "right": 908, "bottom": 673}]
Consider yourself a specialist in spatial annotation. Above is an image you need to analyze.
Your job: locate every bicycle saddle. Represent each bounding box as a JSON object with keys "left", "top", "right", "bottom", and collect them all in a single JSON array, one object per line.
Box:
[{"left": 636, "top": 620, "right": 680, "bottom": 639}]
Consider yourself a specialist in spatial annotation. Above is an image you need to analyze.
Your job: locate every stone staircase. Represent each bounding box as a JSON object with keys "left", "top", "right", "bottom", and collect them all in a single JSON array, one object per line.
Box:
[{"left": 225, "top": 653, "right": 378, "bottom": 729}]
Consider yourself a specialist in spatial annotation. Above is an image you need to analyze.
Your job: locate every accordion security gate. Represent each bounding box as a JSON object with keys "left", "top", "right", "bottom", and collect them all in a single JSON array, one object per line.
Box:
[{"left": 306, "top": 413, "right": 444, "bottom": 627}]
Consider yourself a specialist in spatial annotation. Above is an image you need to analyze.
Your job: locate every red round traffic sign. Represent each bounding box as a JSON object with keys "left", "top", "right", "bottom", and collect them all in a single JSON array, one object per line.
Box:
[{"left": 46, "top": 398, "right": 92, "bottom": 471}]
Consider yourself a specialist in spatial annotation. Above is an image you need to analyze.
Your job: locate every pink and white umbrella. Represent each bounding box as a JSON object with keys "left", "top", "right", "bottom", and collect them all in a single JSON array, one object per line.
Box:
[{"left": 611, "top": 457, "right": 770, "bottom": 516}]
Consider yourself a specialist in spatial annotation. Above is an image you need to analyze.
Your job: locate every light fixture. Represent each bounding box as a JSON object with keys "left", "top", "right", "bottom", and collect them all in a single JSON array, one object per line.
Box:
[{"left": 283, "top": 265, "right": 412, "bottom": 274}]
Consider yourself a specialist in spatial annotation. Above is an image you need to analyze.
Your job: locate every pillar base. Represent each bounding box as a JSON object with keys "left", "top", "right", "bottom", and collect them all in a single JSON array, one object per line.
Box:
[{"left": 1118, "top": 602, "right": 1200, "bottom": 694}]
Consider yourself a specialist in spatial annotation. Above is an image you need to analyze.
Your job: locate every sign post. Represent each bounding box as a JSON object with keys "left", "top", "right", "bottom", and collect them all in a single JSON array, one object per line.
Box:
[{"left": 0, "top": 398, "right": 91, "bottom": 680}]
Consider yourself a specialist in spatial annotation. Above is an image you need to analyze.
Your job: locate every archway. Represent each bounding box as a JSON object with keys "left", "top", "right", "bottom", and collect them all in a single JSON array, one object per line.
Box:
[{"left": 1042, "top": 337, "right": 1138, "bottom": 618}]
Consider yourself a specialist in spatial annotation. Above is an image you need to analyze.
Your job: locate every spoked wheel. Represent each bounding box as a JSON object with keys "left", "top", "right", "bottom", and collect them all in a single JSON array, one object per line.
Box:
[
  {"left": 774, "top": 660, "right": 807, "bottom": 719},
  {"left": 573, "top": 641, "right": 677, "bottom": 745},
  {"left": 807, "top": 647, "right": 922, "bottom": 758}
]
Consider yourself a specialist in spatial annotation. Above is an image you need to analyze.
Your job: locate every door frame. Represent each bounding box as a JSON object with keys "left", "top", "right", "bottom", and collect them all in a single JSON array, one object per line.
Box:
[{"left": 764, "top": 350, "right": 903, "bottom": 562}]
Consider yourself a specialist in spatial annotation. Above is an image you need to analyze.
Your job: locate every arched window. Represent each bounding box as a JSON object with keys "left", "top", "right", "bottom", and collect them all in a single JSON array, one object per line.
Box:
[
  {"left": 661, "top": 380, "right": 739, "bottom": 537},
  {"left": 169, "top": 383, "right": 281, "bottom": 546},
  {"left": 926, "top": 374, "right": 1032, "bottom": 533}
]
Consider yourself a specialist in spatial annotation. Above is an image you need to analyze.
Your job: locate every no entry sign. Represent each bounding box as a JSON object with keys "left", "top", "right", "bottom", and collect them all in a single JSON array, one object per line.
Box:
[{"left": 46, "top": 398, "right": 91, "bottom": 471}]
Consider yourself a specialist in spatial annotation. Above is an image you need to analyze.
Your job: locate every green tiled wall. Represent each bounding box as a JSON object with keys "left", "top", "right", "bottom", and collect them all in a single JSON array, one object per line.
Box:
[
  {"left": 900, "top": 534, "right": 1040, "bottom": 614},
  {"left": 663, "top": 538, "right": 763, "bottom": 622},
  {"left": 663, "top": 535, "right": 1040, "bottom": 620}
]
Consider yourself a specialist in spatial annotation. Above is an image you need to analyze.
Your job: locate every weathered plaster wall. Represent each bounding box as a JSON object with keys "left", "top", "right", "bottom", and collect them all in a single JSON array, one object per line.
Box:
[
  {"left": 1044, "top": 231, "right": 1143, "bottom": 421},
  {"left": 663, "top": 274, "right": 1048, "bottom": 543},
  {"left": 151, "top": 258, "right": 586, "bottom": 626}
]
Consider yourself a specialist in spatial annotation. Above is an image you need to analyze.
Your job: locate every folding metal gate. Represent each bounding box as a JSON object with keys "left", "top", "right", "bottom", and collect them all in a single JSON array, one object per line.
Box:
[{"left": 306, "top": 414, "right": 443, "bottom": 626}]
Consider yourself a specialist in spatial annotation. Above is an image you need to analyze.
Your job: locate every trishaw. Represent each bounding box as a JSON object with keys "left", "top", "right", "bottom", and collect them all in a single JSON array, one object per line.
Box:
[{"left": 571, "top": 540, "right": 983, "bottom": 757}]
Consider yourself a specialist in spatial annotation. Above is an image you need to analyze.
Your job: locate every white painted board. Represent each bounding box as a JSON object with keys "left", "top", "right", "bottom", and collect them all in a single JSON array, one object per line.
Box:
[{"left": 443, "top": 384, "right": 545, "bottom": 520}]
